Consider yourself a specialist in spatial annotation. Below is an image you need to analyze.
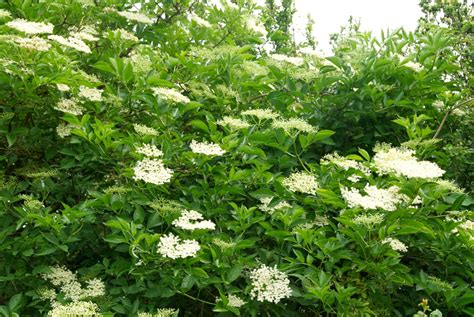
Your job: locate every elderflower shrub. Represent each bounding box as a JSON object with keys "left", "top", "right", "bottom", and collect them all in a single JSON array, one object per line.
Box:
[{"left": 0, "top": 1, "right": 472, "bottom": 316}]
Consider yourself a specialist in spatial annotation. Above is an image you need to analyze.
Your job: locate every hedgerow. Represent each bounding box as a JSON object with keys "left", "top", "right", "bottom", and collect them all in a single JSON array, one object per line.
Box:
[{"left": 0, "top": 1, "right": 472, "bottom": 316}]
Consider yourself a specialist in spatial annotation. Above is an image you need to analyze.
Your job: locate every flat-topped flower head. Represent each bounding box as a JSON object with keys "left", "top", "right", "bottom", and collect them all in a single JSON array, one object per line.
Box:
[
  {"left": 136, "top": 144, "right": 163, "bottom": 157},
  {"left": 172, "top": 210, "right": 215, "bottom": 231},
  {"left": 54, "top": 99, "right": 85, "bottom": 115},
  {"left": 48, "top": 35, "right": 91, "bottom": 53},
  {"left": 382, "top": 237, "right": 408, "bottom": 252},
  {"left": 48, "top": 301, "right": 100, "bottom": 317},
  {"left": 133, "top": 158, "right": 173, "bottom": 185},
  {"left": 6, "top": 19, "right": 54, "bottom": 34},
  {"left": 341, "top": 185, "right": 405, "bottom": 211},
  {"left": 217, "top": 116, "right": 251, "bottom": 130},
  {"left": 190, "top": 140, "right": 225, "bottom": 156},
  {"left": 117, "top": 11, "right": 154, "bottom": 24},
  {"left": 272, "top": 118, "right": 317, "bottom": 133},
  {"left": 13, "top": 37, "right": 51, "bottom": 51},
  {"left": 133, "top": 123, "right": 159, "bottom": 136},
  {"left": 373, "top": 145, "right": 445, "bottom": 179},
  {"left": 249, "top": 265, "right": 292, "bottom": 303},
  {"left": 241, "top": 108, "right": 280, "bottom": 120},
  {"left": 152, "top": 87, "right": 190, "bottom": 104},
  {"left": 78, "top": 86, "right": 102, "bottom": 101},
  {"left": 282, "top": 171, "right": 318, "bottom": 195},
  {"left": 157, "top": 233, "right": 200, "bottom": 259}
]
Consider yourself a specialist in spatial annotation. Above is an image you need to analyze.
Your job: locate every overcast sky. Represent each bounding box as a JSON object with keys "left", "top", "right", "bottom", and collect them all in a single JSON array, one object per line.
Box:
[{"left": 257, "top": 0, "right": 423, "bottom": 54}]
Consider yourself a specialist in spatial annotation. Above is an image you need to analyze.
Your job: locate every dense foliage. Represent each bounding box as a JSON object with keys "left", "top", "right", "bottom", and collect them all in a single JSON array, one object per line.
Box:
[{"left": 0, "top": 0, "right": 472, "bottom": 316}]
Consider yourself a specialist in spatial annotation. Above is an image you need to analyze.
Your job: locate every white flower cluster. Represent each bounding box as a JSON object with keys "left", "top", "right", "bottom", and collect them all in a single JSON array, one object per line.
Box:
[
  {"left": 172, "top": 210, "right": 215, "bottom": 231},
  {"left": 128, "top": 51, "right": 153, "bottom": 73},
  {"left": 282, "top": 171, "right": 318, "bottom": 195},
  {"left": 6, "top": 19, "right": 54, "bottom": 34},
  {"left": 382, "top": 237, "right": 408, "bottom": 252},
  {"left": 190, "top": 140, "right": 225, "bottom": 156},
  {"left": 190, "top": 13, "right": 212, "bottom": 28},
  {"left": 157, "top": 233, "right": 200, "bottom": 259},
  {"left": 42, "top": 266, "right": 105, "bottom": 301},
  {"left": 133, "top": 158, "right": 173, "bottom": 185},
  {"left": 70, "top": 25, "right": 99, "bottom": 42},
  {"left": 458, "top": 220, "right": 474, "bottom": 231},
  {"left": 0, "top": 9, "right": 11, "bottom": 19},
  {"left": 259, "top": 197, "right": 291, "bottom": 214},
  {"left": 246, "top": 16, "right": 266, "bottom": 35},
  {"left": 56, "top": 123, "right": 80, "bottom": 138},
  {"left": 227, "top": 294, "right": 246, "bottom": 307},
  {"left": 78, "top": 86, "right": 103, "bottom": 101},
  {"left": 56, "top": 83, "right": 70, "bottom": 91},
  {"left": 152, "top": 87, "right": 190, "bottom": 103},
  {"left": 373, "top": 146, "right": 445, "bottom": 179},
  {"left": 48, "top": 301, "right": 100, "bottom": 317},
  {"left": 48, "top": 35, "right": 91, "bottom": 53},
  {"left": 270, "top": 54, "right": 305, "bottom": 66},
  {"left": 241, "top": 108, "right": 280, "bottom": 120},
  {"left": 117, "top": 11, "right": 154, "bottom": 24},
  {"left": 13, "top": 37, "right": 51, "bottom": 51},
  {"left": 54, "top": 99, "right": 85, "bottom": 115},
  {"left": 321, "top": 153, "right": 371, "bottom": 176},
  {"left": 352, "top": 213, "right": 384, "bottom": 227},
  {"left": 217, "top": 116, "right": 250, "bottom": 130},
  {"left": 341, "top": 185, "right": 404, "bottom": 211},
  {"left": 113, "top": 28, "right": 139, "bottom": 42},
  {"left": 249, "top": 265, "right": 292, "bottom": 303},
  {"left": 272, "top": 118, "right": 317, "bottom": 133},
  {"left": 136, "top": 144, "right": 163, "bottom": 157},
  {"left": 134, "top": 123, "right": 159, "bottom": 136},
  {"left": 404, "top": 61, "right": 422, "bottom": 72}
]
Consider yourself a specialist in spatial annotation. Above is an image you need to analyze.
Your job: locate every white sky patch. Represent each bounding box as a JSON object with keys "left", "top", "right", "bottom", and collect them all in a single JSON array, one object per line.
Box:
[{"left": 257, "top": 0, "right": 423, "bottom": 55}]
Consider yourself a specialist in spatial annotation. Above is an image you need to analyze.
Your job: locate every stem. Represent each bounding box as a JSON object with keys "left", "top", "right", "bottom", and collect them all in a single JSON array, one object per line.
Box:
[
  {"left": 432, "top": 98, "right": 473, "bottom": 139},
  {"left": 177, "top": 291, "right": 215, "bottom": 305}
]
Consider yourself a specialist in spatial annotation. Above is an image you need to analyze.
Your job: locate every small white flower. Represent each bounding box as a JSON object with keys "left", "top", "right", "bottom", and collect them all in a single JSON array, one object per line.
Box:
[
  {"left": 190, "top": 140, "right": 225, "bottom": 156},
  {"left": 341, "top": 185, "right": 404, "bottom": 211},
  {"left": 172, "top": 210, "right": 215, "bottom": 231},
  {"left": 259, "top": 197, "right": 291, "bottom": 214},
  {"left": 382, "top": 237, "right": 408, "bottom": 252},
  {"left": 56, "top": 84, "right": 70, "bottom": 92},
  {"left": 227, "top": 294, "right": 246, "bottom": 307},
  {"left": 78, "top": 86, "right": 102, "bottom": 101},
  {"left": 136, "top": 144, "right": 163, "bottom": 157},
  {"left": 112, "top": 28, "right": 139, "bottom": 42},
  {"left": 133, "top": 123, "right": 159, "bottom": 136},
  {"left": 48, "top": 35, "right": 91, "bottom": 54},
  {"left": 54, "top": 99, "right": 85, "bottom": 115},
  {"left": 217, "top": 116, "right": 251, "bottom": 130},
  {"left": 6, "top": 19, "right": 54, "bottom": 34},
  {"left": 13, "top": 37, "right": 51, "bottom": 51},
  {"left": 249, "top": 265, "right": 292, "bottom": 303},
  {"left": 272, "top": 118, "right": 317, "bottom": 133},
  {"left": 282, "top": 171, "right": 318, "bottom": 195},
  {"left": 241, "top": 108, "right": 279, "bottom": 120},
  {"left": 117, "top": 11, "right": 154, "bottom": 24},
  {"left": 152, "top": 87, "right": 190, "bottom": 103},
  {"left": 157, "top": 233, "right": 200, "bottom": 259},
  {"left": 133, "top": 158, "right": 173, "bottom": 185},
  {"left": 373, "top": 146, "right": 445, "bottom": 179},
  {"left": 0, "top": 9, "right": 12, "bottom": 19}
]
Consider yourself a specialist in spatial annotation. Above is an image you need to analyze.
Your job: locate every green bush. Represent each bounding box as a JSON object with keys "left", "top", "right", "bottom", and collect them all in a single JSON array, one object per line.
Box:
[{"left": 0, "top": 1, "right": 472, "bottom": 316}]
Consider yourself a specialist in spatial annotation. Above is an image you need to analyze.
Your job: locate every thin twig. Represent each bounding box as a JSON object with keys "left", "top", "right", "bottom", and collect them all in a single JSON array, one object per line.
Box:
[{"left": 432, "top": 98, "right": 473, "bottom": 139}]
